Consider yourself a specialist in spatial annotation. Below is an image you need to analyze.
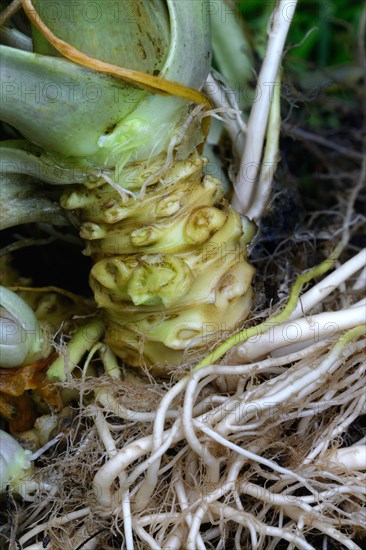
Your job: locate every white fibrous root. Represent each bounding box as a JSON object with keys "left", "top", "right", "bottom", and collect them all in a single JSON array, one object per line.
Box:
[{"left": 328, "top": 445, "right": 366, "bottom": 471}]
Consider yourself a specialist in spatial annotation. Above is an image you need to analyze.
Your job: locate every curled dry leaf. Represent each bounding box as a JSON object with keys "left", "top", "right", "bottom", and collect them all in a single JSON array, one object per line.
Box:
[{"left": 0, "top": 353, "right": 62, "bottom": 432}]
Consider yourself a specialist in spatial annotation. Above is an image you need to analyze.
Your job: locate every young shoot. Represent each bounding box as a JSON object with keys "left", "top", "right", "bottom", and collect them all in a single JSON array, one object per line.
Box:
[{"left": 0, "top": 286, "right": 48, "bottom": 368}]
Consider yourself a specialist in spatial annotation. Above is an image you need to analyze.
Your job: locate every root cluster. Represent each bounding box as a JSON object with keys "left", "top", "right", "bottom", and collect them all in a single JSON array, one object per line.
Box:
[{"left": 5, "top": 250, "right": 365, "bottom": 549}]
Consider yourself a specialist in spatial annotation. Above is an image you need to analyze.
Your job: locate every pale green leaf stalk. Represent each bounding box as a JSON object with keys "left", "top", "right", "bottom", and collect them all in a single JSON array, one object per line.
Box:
[
  {"left": 0, "top": 428, "right": 57, "bottom": 499},
  {"left": 0, "top": 0, "right": 255, "bottom": 371},
  {"left": 0, "top": 430, "right": 33, "bottom": 495},
  {"left": 210, "top": 0, "right": 254, "bottom": 109}
]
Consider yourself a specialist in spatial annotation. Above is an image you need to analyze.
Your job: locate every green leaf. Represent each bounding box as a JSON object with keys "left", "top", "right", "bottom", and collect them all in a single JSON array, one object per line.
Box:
[{"left": 0, "top": 45, "right": 146, "bottom": 157}]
